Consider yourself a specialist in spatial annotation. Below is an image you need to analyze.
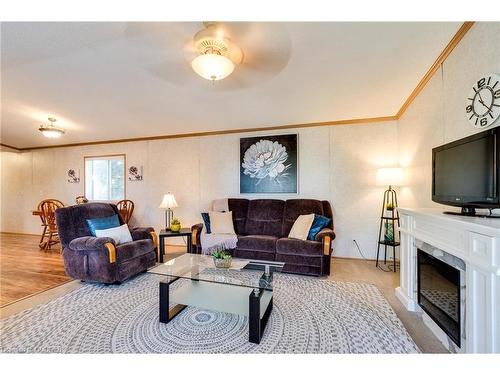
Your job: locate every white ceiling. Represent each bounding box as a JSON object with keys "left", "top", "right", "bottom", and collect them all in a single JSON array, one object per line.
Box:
[{"left": 0, "top": 22, "right": 462, "bottom": 148}]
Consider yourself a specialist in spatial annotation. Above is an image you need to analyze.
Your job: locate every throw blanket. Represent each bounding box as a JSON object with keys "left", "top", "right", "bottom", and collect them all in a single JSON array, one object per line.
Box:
[
  {"left": 200, "top": 227, "right": 238, "bottom": 255},
  {"left": 200, "top": 198, "right": 235, "bottom": 254}
]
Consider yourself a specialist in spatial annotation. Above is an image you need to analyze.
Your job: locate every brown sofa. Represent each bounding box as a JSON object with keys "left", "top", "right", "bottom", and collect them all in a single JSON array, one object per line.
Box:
[{"left": 191, "top": 198, "right": 335, "bottom": 276}]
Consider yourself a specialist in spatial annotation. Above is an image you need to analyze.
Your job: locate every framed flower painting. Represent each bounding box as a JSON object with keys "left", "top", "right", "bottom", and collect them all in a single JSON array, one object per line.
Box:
[{"left": 240, "top": 134, "right": 298, "bottom": 193}]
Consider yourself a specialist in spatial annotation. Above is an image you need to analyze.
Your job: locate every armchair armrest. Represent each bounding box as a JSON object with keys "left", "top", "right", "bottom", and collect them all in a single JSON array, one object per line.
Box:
[
  {"left": 131, "top": 227, "right": 159, "bottom": 260},
  {"left": 315, "top": 228, "right": 336, "bottom": 242},
  {"left": 315, "top": 228, "right": 336, "bottom": 256},
  {"left": 130, "top": 227, "right": 155, "bottom": 241},
  {"left": 191, "top": 223, "right": 203, "bottom": 247},
  {"left": 68, "top": 236, "right": 117, "bottom": 263}
]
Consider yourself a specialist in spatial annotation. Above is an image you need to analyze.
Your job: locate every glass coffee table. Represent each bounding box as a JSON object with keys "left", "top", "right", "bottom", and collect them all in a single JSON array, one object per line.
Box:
[{"left": 148, "top": 253, "right": 284, "bottom": 344}]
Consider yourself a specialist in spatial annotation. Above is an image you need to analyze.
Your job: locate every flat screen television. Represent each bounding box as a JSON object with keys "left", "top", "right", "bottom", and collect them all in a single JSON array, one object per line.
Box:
[{"left": 432, "top": 127, "right": 500, "bottom": 216}]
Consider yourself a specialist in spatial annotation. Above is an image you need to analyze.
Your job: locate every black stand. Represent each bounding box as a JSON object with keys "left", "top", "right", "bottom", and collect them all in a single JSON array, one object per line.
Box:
[
  {"left": 159, "top": 277, "right": 187, "bottom": 323},
  {"left": 158, "top": 278, "right": 273, "bottom": 344},
  {"left": 376, "top": 185, "right": 400, "bottom": 272},
  {"left": 158, "top": 228, "right": 193, "bottom": 263},
  {"left": 249, "top": 288, "right": 273, "bottom": 344}
]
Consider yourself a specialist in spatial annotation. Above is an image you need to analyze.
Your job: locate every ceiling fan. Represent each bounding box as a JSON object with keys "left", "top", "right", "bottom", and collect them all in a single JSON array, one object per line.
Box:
[
  {"left": 126, "top": 22, "right": 292, "bottom": 90},
  {"left": 190, "top": 22, "right": 243, "bottom": 81}
]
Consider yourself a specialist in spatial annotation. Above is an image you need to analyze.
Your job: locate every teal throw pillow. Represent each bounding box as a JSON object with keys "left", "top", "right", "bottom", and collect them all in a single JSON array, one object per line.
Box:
[
  {"left": 307, "top": 214, "right": 331, "bottom": 240},
  {"left": 86, "top": 214, "right": 120, "bottom": 236}
]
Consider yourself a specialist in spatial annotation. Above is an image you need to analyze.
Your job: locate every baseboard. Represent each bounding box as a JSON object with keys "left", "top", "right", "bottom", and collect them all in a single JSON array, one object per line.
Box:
[
  {"left": 1, "top": 231, "right": 39, "bottom": 236},
  {"left": 395, "top": 286, "right": 419, "bottom": 312}
]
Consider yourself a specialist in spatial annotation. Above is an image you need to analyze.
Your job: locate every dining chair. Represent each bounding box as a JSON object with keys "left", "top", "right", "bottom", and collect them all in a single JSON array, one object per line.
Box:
[
  {"left": 39, "top": 199, "right": 64, "bottom": 251},
  {"left": 34, "top": 201, "right": 48, "bottom": 249},
  {"left": 116, "top": 199, "right": 134, "bottom": 224}
]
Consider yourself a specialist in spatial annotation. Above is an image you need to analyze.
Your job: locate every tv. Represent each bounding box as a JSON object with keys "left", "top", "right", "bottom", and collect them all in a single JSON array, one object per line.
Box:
[{"left": 432, "top": 127, "right": 500, "bottom": 217}]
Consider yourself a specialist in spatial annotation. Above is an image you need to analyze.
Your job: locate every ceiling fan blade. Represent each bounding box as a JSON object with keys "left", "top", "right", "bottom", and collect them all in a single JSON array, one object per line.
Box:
[
  {"left": 138, "top": 22, "right": 293, "bottom": 91},
  {"left": 146, "top": 60, "right": 199, "bottom": 86}
]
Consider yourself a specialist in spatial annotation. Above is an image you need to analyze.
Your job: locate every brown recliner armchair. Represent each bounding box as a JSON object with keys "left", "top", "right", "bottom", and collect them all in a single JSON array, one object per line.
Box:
[{"left": 55, "top": 203, "right": 158, "bottom": 283}]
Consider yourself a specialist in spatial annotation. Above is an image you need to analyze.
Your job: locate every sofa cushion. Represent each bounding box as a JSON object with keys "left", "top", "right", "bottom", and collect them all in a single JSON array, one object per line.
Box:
[
  {"left": 233, "top": 249, "right": 276, "bottom": 262},
  {"left": 244, "top": 199, "right": 284, "bottom": 237},
  {"left": 116, "top": 239, "right": 154, "bottom": 263},
  {"left": 276, "top": 237, "right": 323, "bottom": 256},
  {"left": 282, "top": 199, "right": 326, "bottom": 237},
  {"left": 237, "top": 234, "right": 278, "bottom": 253},
  {"left": 228, "top": 199, "right": 249, "bottom": 235}
]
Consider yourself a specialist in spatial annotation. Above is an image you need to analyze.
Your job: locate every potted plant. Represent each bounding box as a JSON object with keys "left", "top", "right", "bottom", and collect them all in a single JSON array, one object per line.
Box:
[
  {"left": 211, "top": 246, "right": 232, "bottom": 268},
  {"left": 170, "top": 218, "right": 181, "bottom": 232}
]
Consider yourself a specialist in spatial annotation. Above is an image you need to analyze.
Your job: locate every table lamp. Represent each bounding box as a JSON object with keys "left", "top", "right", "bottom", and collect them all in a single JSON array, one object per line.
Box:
[{"left": 159, "top": 193, "right": 178, "bottom": 230}]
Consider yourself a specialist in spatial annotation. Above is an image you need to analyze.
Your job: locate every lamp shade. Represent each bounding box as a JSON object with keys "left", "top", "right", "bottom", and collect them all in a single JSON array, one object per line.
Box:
[
  {"left": 159, "top": 193, "right": 178, "bottom": 209},
  {"left": 376, "top": 167, "right": 403, "bottom": 187},
  {"left": 191, "top": 53, "right": 234, "bottom": 81},
  {"left": 39, "top": 126, "right": 65, "bottom": 138}
]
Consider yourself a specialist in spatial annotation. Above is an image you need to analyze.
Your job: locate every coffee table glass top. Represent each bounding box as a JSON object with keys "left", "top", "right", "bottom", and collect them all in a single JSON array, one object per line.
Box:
[{"left": 148, "top": 254, "right": 284, "bottom": 291}]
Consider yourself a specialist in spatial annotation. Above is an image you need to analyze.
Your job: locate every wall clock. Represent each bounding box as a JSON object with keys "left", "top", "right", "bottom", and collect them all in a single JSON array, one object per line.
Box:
[{"left": 466, "top": 73, "right": 500, "bottom": 128}]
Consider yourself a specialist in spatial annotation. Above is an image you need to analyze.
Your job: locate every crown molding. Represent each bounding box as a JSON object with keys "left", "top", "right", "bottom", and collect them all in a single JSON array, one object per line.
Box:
[
  {"left": 396, "top": 21, "right": 474, "bottom": 118},
  {"left": 0, "top": 143, "right": 22, "bottom": 151},
  {"left": 2, "top": 22, "right": 474, "bottom": 152},
  {"left": 18, "top": 115, "right": 398, "bottom": 151}
]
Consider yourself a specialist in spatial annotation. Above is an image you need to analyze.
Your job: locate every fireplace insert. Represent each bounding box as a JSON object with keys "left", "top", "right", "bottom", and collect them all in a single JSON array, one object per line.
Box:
[{"left": 417, "top": 249, "right": 461, "bottom": 347}]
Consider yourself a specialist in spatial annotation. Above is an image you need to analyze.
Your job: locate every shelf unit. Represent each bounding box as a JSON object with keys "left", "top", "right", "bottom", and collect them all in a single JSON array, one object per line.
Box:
[{"left": 376, "top": 187, "right": 400, "bottom": 272}]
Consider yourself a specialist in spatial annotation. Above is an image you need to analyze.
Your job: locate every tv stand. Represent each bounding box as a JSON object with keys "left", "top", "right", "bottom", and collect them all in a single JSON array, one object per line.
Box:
[
  {"left": 461, "top": 207, "right": 476, "bottom": 216},
  {"left": 443, "top": 207, "right": 500, "bottom": 218}
]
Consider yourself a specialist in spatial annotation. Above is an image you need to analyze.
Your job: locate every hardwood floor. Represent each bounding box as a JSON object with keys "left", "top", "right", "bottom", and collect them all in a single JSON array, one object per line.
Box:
[
  {"left": 0, "top": 232, "right": 70, "bottom": 306},
  {"left": 0, "top": 233, "right": 446, "bottom": 352}
]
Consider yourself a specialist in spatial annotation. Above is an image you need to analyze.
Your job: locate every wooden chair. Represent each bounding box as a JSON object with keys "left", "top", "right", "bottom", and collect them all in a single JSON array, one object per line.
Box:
[
  {"left": 117, "top": 199, "right": 134, "bottom": 224},
  {"left": 39, "top": 199, "right": 64, "bottom": 251},
  {"left": 33, "top": 201, "right": 47, "bottom": 249}
]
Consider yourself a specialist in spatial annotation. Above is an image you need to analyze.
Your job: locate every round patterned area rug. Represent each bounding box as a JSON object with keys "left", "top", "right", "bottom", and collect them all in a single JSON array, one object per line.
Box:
[{"left": 0, "top": 273, "right": 419, "bottom": 353}]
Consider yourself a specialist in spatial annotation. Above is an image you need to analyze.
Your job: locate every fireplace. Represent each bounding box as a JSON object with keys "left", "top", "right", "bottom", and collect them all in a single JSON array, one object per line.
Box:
[{"left": 417, "top": 248, "right": 463, "bottom": 348}]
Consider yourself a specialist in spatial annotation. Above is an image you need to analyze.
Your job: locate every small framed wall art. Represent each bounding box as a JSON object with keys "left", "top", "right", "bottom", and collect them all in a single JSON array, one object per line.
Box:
[
  {"left": 128, "top": 165, "right": 143, "bottom": 181},
  {"left": 67, "top": 169, "right": 80, "bottom": 183}
]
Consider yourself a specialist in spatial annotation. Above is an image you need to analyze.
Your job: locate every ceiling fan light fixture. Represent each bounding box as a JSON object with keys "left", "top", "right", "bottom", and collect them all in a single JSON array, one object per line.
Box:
[
  {"left": 191, "top": 53, "right": 235, "bottom": 81},
  {"left": 39, "top": 117, "right": 65, "bottom": 138}
]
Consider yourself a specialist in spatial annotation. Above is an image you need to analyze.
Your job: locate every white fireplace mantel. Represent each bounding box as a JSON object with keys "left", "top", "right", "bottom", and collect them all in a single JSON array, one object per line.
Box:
[{"left": 396, "top": 208, "right": 500, "bottom": 353}]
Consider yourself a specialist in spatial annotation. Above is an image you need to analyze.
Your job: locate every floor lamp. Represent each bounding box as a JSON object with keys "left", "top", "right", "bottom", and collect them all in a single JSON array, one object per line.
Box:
[
  {"left": 376, "top": 167, "right": 403, "bottom": 272},
  {"left": 159, "top": 193, "right": 178, "bottom": 230}
]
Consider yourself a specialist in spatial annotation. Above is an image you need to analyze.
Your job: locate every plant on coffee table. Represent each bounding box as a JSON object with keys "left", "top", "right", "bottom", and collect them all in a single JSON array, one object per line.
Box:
[{"left": 211, "top": 246, "right": 232, "bottom": 268}]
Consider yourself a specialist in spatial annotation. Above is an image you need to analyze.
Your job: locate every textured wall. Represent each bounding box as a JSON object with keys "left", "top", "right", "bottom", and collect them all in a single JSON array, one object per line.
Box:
[
  {"left": 397, "top": 22, "right": 500, "bottom": 210},
  {"left": 1, "top": 121, "right": 398, "bottom": 259}
]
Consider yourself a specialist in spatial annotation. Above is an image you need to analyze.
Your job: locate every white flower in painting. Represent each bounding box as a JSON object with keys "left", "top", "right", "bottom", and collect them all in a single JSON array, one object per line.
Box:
[{"left": 242, "top": 140, "right": 290, "bottom": 182}]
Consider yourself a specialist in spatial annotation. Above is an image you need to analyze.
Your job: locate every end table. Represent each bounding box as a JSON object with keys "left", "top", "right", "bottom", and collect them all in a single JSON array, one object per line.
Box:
[{"left": 158, "top": 228, "right": 193, "bottom": 263}]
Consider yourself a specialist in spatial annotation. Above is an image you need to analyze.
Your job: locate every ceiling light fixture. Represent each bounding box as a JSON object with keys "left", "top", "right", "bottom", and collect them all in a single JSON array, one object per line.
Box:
[
  {"left": 39, "top": 117, "right": 65, "bottom": 138},
  {"left": 191, "top": 22, "right": 242, "bottom": 81}
]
